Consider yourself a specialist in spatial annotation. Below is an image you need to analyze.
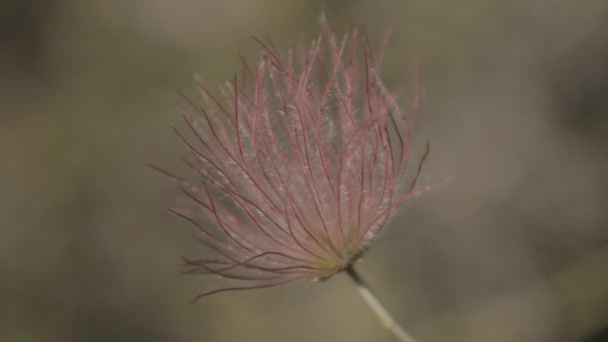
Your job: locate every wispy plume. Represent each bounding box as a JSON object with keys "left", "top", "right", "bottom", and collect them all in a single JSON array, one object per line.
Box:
[{"left": 153, "top": 14, "right": 428, "bottom": 341}]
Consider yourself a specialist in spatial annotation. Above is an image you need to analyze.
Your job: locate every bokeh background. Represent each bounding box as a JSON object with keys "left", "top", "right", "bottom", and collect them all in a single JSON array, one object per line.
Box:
[{"left": 1, "top": 1, "right": 607, "bottom": 341}]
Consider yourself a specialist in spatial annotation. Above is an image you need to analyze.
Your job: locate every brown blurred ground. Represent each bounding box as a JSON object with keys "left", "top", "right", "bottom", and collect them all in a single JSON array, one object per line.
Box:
[{"left": 1, "top": 1, "right": 607, "bottom": 341}]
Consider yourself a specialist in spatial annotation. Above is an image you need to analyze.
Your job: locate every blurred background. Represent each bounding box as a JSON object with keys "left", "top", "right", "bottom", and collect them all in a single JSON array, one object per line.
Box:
[{"left": 1, "top": 0, "right": 607, "bottom": 341}]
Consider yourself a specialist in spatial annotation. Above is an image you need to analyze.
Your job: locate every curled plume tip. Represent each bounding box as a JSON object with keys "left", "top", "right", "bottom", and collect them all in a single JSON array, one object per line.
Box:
[{"left": 155, "top": 18, "right": 429, "bottom": 301}]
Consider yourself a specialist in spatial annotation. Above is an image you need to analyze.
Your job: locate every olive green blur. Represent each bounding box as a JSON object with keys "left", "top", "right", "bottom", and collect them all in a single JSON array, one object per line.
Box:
[{"left": 1, "top": 1, "right": 607, "bottom": 341}]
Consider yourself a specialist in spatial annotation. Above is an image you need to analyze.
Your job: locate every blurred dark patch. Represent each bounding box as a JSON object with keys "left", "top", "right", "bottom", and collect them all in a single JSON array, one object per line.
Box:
[
  {"left": 0, "top": 0, "right": 54, "bottom": 76},
  {"left": 536, "top": 22, "right": 608, "bottom": 274},
  {"left": 583, "top": 325, "right": 608, "bottom": 342},
  {"left": 508, "top": 171, "right": 608, "bottom": 274},
  {"left": 547, "top": 25, "right": 608, "bottom": 143}
]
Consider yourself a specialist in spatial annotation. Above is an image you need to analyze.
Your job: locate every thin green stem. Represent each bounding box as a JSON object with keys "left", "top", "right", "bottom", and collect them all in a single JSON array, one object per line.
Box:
[{"left": 346, "top": 266, "right": 418, "bottom": 342}]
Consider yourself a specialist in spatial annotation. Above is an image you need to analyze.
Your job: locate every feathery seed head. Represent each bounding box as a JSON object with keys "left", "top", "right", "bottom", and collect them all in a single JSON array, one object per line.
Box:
[{"left": 159, "top": 16, "right": 428, "bottom": 300}]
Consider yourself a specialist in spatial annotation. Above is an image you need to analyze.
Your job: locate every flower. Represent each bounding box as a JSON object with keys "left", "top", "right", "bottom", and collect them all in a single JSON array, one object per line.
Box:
[{"left": 156, "top": 16, "right": 428, "bottom": 301}]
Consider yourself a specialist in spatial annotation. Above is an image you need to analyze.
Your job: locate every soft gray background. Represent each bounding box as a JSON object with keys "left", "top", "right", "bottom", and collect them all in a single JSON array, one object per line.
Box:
[{"left": 1, "top": 1, "right": 607, "bottom": 341}]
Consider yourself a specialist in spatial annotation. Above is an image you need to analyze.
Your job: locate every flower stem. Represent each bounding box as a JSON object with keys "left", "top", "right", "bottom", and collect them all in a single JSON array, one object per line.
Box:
[{"left": 345, "top": 266, "right": 418, "bottom": 342}]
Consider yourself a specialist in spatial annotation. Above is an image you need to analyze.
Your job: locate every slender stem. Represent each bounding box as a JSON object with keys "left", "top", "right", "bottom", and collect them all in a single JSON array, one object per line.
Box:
[{"left": 345, "top": 266, "right": 418, "bottom": 342}]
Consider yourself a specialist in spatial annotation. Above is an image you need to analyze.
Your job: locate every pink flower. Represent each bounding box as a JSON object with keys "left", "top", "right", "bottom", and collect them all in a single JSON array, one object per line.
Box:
[{"left": 156, "top": 16, "right": 428, "bottom": 301}]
